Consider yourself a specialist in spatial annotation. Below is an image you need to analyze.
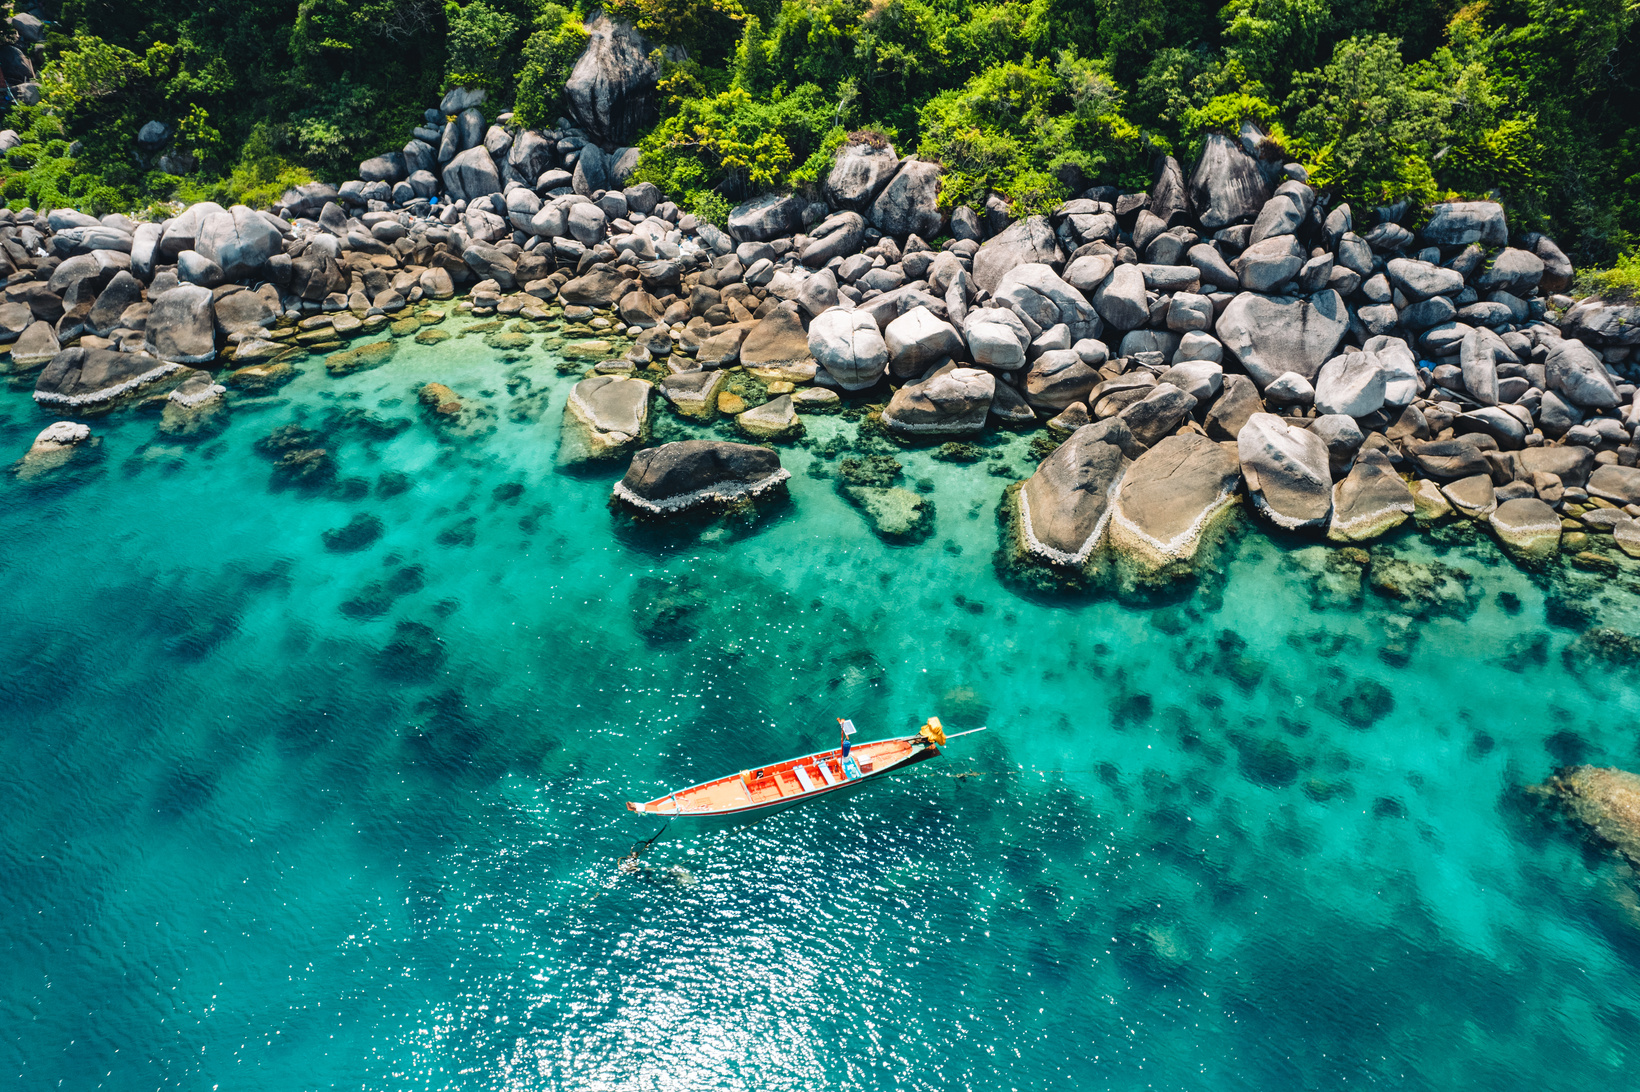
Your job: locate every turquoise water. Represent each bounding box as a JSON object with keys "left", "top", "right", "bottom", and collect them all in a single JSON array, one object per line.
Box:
[{"left": 3, "top": 317, "right": 1640, "bottom": 1091}]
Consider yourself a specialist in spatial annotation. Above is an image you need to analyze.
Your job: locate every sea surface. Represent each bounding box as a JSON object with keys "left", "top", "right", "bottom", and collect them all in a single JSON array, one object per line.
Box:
[{"left": 3, "top": 315, "right": 1639, "bottom": 1091}]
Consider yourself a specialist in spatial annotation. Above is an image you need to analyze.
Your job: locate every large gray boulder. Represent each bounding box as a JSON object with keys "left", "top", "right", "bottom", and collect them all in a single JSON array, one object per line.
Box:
[
  {"left": 1118, "top": 383, "right": 1197, "bottom": 447},
  {"left": 1108, "top": 433, "right": 1242, "bottom": 577},
  {"left": 1560, "top": 299, "right": 1640, "bottom": 347},
  {"left": 159, "top": 201, "right": 227, "bottom": 261},
  {"left": 506, "top": 130, "right": 553, "bottom": 185},
  {"left": 145, "top": 284, "right": 218, "bottom": 364},
  {"left": 613, "top": 440, "right": 789, "bottom": 515},
  {"left": 868, "top": 158, "right": 941, "bottom": 239},
  {"left": 1024, "top": 349, "right": 1100, "bottom": 411},
  {"left": 964, "top": 307, "right": 1029, "bottom": 369},
  {"left": 1420, "top": 201, "right": 1507, "bottom": 248},
  {"left": 1313, "top": 351, "right": 1387, "bottom": 418},
  {"left": 195, "top": 205, "right": 283, "bottom": 281},
  {"left": 9, "top": 320, "right": 59, "bottom": 370},
  {"left": 1188, "top": 132, "right": 1271, "bottom": 231},
  {"left": 1475, "top": 247, "right": 1545, "bottom": 295},
  {"left": 561, "top": 375, "right": 652, "bottom": 463},
  {"left": 740, "top": 307, "right": 816, "bottom": 380},
  {"left": 565, "top": 14, "right": 657, "bottom": 145},
  {"left": 882, "top": 361, "right": 995, "bottom": 435},
  {"left": 1216, "top": 290, "right": 1348, "bottom": 388},
  {"left": 444, "top": 145, "right": 501, "bottom": 202},
  {"left": 1328, "top": 449, "right": 1414, "bottom": 542},
  {"left": 86, "top": 271, "right": 145, "bottom": 337},
  {"left": 809, "top": 307, "right": 888, "bottom": 389},
  {"left": 1204, "top": 374, "right": 1264, "bottom": 439},
  {"left": 403, "top": 138, "right": 437, "bottom": 177},
  {"left": 1545, "top": 339, "right": 1621, "bottom": 409},
  {"left": 213, "top": 285, "right": 278, "bottom": 337},
  {"left": 34, "top": 347, "right": 183, "bottom": 412},
  {"left": 1238, "top": 412, "right": 1333, "bottom": 530},
  {"left": 1149, "top": 155, "right": 1189, "bottom": 224},
  {"left": 1386, "top": 257, "right": 1464, "bottom": 300},
  {"left": 1588, "top": 464, "right": 1640, "bottom": 506},
  {"left": 359, "top": 152, "right": 405, "bottom": 183},
  {"left": 1237, "top": 235, "right": 1304, "bottom": 292},
  {"left": 1017, "top": 423, "right": 1131, "bottom": 565},
  {"left": 801, "top": 211, "right": 866, "bottom": 266},
  {"left": 1092, "top": 263, "right": 1148, "bottom": 331},
  {"left": 972, "top": 217, "right": 1062, "bottom": 294},
  {"left": 825, "top": 139, "right": 900, "bottom": 211},
  {"left": 884, "top": 305, "right": 963, "bottom": 380},
  {"left": 278, "top": 182, "right": 338, "bottom": 219},
  {"left": 1362, "top": 334, "right": 1421, "bottom": 406},
  {"left": 729, "top": 192, "right": 804, "bottom": 243},
  {"left": 995, "top": 264, "right": 1099, "bottom": 341}
]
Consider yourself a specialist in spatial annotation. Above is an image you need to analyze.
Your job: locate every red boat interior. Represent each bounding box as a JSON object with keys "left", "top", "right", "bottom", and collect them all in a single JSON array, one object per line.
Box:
[{"left": 631, "top": 736, "right": 920, "bottom": 815}]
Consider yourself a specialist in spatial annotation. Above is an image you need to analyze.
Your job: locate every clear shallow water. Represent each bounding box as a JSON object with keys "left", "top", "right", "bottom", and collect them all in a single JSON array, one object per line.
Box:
[{"left": 2, "top": 319, "right": 1639, "bottom": 1091}]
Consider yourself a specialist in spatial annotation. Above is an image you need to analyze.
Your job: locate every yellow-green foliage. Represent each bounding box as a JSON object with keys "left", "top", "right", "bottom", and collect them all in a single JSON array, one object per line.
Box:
[{"left": 1576, "top": 252, "right": 1640, "bottom": 303}]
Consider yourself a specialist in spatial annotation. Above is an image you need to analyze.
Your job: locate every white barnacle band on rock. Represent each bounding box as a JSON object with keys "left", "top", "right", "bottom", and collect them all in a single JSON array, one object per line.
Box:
[
  {"left": 612, "top": 440, "right": 790, "bottom": 516},
  {"left": 16, "top": 420, "right": 91, "bottom": 480},
  {"left": 1107, "top": 433, "right": 1242, "bottom": 580},
  {"left": 1016, "top": 421, "right": 1132, "bottom": 568}
]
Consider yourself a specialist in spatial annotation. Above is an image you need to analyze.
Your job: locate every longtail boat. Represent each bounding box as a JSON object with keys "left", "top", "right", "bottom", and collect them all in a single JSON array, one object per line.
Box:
[{"left": 627, "top": 717, "right": 983, "bottom": 823}]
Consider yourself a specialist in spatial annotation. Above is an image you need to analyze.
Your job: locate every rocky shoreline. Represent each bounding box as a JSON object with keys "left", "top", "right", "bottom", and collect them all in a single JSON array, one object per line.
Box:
[{"left": 5, "top": 34, "right": 1640, "bottom": 588}]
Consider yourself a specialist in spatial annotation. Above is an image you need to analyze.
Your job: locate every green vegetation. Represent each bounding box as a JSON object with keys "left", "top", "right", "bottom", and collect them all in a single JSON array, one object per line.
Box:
[{"left": 2, "top": 0, "right": 1639, "bottom": 272}]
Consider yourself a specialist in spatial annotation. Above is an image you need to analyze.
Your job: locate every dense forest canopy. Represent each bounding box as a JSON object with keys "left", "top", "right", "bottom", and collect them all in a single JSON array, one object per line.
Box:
[{"left": 1, "top": 0, "right": 1637, "bottom": 271}]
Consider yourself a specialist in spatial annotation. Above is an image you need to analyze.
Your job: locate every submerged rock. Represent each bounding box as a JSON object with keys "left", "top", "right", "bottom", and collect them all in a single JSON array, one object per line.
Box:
[
  {"left": 419, "top": 382, "right": 463, "bottom": 418},
  {"left": 1534, "top": 765, "right": 1640, "bottom": 869},
  {"left": 613, "top": 439, "right": 789, "bottom": 515},
  {"left": 736, "top": 393, "right": 803, "bottom": 441},
  {"left": 658, "top": 369, "right": 725, "bottom": 419},
  {"left": 159, "top": 370, "right": 228, "bottom": 437},
  {"left": 1108, "top": 433, "right": 1242, "bottom": 581},
  {"left": 326, "top": 339, "right": 397, "bottom": 376}
]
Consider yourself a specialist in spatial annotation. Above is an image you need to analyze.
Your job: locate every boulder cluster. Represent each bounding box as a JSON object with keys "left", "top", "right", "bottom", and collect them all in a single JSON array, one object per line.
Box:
[{"left": 6, "top": 21, "right": 1639, "bottom": 584}]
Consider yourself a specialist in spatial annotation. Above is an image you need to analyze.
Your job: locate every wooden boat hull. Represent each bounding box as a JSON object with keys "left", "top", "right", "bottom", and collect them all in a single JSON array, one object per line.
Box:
[{"left": 628, "top": 734, "right": 941, "bottom": 824}]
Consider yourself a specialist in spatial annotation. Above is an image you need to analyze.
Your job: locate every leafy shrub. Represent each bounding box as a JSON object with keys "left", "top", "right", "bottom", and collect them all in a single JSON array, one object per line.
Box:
[
  {"left": 444, "top": 0, "right": 522, "bottom": 93},
  {"left": 513, "top": 6, "right": 589, "bottom": 128}
]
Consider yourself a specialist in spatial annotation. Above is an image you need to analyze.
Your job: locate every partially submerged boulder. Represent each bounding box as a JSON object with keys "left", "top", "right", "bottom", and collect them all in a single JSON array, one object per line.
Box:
[
  {"left": 561, "top": 374, "right": 651, "bottom": 463},
  {"left": 736, "top": 393, "right": 803, "bottom": 441},
  {"left": 1327, "top": 449, "right": 1413, "bottom": 542},
  {"left": 1016, "top": 422, "right": 1131, "bottom": 567},
  {"left": 1238, "top": 413, "right": 1332, "bottom": 530},
  {"left": 14, "top": 420, "right": 91, "bottom": 480},
  {"left": 34, "top": 348, "right": 184, "bottom": 413},
  {"left": 1489, "top": 496, "right": 1561, "bottom": 562},
  {"left": 613, "top": 439, "right": 789, "bottom": 515},
  {"left": 1108, "top": 433, "right": 1241, "bottom": 580},
  {"left": 658, "top": 369, "right": 726, "bottom": 419},
  {"left": 159, "top": 369, "right": 228, "bottom": 438}
]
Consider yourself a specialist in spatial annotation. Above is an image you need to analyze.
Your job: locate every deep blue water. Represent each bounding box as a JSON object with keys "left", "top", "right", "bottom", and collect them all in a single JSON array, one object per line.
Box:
[{"left": 3, "top": 316, "right": 1639, "bottom": 1091}]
